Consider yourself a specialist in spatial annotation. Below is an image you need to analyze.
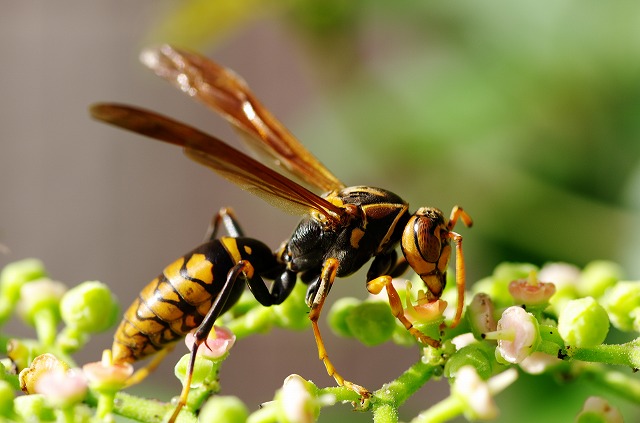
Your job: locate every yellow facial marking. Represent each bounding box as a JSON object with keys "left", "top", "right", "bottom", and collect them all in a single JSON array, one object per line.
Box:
[{"left": 243, "top": 245, "right": 253, "bottom": 255}]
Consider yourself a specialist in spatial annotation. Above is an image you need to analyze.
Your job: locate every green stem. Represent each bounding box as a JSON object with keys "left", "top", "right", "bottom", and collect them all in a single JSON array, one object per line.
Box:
[
  {"left": 87, "top": 391, "right": 198, "bottom": 423},
  {"left": 34, "top": 308, "right": 58, "bottom": 346},
  {"left": 96, "top": 391, "right": 115, "bottom": 421},
  {"left": 570, "top": 338, "right": 640, "bottom": 368},
  {"left": 410, "top": 396, "right": 463, "bottom": 423},
  {"left": 537, "top": 339, "right": 563, "bottom": 357},
  {"left": 375, "top": 359, "right": 439, "bottom": 406},
  {"left": 318, "top": 385, "right": 362, "bottom": 404},
  {"left": 370, "top": 357, "right": 440, "bottom": 423},
  {"left": 372, "top": 403, "right": 398, "bottom": 423}
]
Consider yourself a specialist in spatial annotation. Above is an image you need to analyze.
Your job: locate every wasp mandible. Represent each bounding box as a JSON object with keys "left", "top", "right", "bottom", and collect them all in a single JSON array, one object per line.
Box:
[{"left": 91, "top": 44, "right": 472, "bottom": 421}]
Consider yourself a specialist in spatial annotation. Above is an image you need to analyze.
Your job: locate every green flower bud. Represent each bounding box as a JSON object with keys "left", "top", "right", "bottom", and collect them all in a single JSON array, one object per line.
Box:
[
  {"left": 199, "top": 396, "right": 249, "bottom": 423},
  {"left": 0, "top": 258, "right": 47, "bottom": 304},
  {"left": 60, "top": 281, "right": 119, "bottom": 333},
  {"left": 578, "top": 261, "right": 623, "bottom": 299},
  {"left": 327, "top": 297, "right": 361, "bottom": 338},
  {"left": 600, "top": 281, "right": 640, "bottom": 332},
  {"left": 274, "top": 282, "right": 311, "bottom": 330},
  {"left": 444, "top": 344, "right": 493, "bottom": 380},
  {"left": 13, "top": 394, "right": 56, "bottom": 422},
  {"left": 466, "top": 293, "right": 497, "bottom": 340},
  {"left": 0, "top": 258, "right": 48, "bottom": 323},
  {"left": 175, "top": 354, "right": 219, "bottom": 389},
  {"left": 345, "top": 301, "right": 396, "bottom": 347},
  {"left": 0, "top": 380, "right": 15, "bottom": 417},
  {"left": 275, "top": 375, "right": 325, "bottom": 423},
  {"left": 558, "top": 297, "right": 609, "bottom": 348},
  {"left": 16, "top": 278, "right": 67, "bottom": 327},
  {"left": 16, "top": 279, "right": 67, "bottom": 345}
]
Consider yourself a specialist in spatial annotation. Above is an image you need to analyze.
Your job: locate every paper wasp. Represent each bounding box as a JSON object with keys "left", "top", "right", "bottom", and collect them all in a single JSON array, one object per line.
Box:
[{"left": 90, "top": 45, "right": 472, "bottom": 421}]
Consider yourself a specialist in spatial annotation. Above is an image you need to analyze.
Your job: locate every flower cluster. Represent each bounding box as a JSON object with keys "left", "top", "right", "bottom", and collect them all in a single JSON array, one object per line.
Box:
[{"left": 1, "top": 257, "right": 639, "bottom": 422}]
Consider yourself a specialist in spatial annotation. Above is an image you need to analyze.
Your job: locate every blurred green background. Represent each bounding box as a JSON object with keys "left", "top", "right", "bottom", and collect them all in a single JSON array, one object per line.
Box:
[{"left": 1, "top": 1, "right": 639, "bottom": 421}]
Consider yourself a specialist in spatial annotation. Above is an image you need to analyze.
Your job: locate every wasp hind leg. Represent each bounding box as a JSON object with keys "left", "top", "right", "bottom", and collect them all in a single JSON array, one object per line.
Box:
[
  {"left": 168, "top": 259, "right": 257, "bottom": 423},
  {"left": 309, "top": 258, "right": 371, "bottom": 402},
  {"left": 204, "top": 207, "right": 245, "bottom": 241}
]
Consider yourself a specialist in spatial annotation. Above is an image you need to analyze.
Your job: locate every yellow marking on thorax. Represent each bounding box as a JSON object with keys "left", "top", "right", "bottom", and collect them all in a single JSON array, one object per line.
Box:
[{"left": 221, "top": 237, "right": 243, "bottom": 263}]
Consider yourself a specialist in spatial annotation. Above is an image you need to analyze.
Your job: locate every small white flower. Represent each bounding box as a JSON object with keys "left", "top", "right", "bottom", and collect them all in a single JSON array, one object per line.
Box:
[
  {"left": 280, "top": 375, "right": 321, "bottom": 423},
  {"left": 486, "top": 306, "right": 540, "bottom": 364},
  {"left": 185, "top": 326, "right": 236, "bottom": 359},
  {"left": 451, "top": 333, "right": 477, "bottom": 350},
  {"left": 453, "top": 366, "right": 518, "bottom": 420},
  {"left": 519, "top": 352, "right": 562, "bottom": 375},
  {"left": 35, "top": 368, "right": 88, "bottom": 407}
]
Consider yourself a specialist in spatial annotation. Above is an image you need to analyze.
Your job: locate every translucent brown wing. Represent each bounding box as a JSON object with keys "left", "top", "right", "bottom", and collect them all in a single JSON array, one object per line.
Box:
[
  {"left": 90, "top": 103, "right": 345, "bottom": 221},
  {"left": 139, "top": 44, "right": 345, "bottom": 193}
]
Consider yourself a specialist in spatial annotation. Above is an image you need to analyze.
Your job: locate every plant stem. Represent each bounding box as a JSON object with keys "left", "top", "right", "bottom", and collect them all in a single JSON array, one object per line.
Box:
[
  {"left": 370, "top": 358, "right": 440, "bottom": 423},
  {"left": 372, "top": 403, "right": 398, "bottom": 423},
  {"left": 375, "top": 359, "right": 439, "bottom": 406},
  {"left": 570, "top": 338, "right": 640, "bottom": 368},
  {"left": 410, "top": 396, "right": 463, "bottom": 423},
  {"left": 34, "top": 308, "right": 57, "bottom": 347}
]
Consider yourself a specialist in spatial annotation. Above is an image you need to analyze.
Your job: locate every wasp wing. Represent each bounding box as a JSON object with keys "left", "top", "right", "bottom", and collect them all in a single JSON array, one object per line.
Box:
[
  {"left": 90, "top": 103, "right": 345, "bottom": 220},
  {"left": 139, "top": 44, "right": 345, "bottom": 193}
]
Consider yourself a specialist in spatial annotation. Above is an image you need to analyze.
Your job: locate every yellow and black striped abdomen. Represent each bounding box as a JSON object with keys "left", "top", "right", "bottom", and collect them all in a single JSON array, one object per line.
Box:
[{"left": 112, "top": 240, "right": 239, "bottom": 364}]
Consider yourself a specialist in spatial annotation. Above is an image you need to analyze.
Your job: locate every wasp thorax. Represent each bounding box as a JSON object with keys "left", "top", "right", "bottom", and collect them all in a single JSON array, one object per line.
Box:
[{"left": 401, "top": 207, "right": 451, "bottom": 298}]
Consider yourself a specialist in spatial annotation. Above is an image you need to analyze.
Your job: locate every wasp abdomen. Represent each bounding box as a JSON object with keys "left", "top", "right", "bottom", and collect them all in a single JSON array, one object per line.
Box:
[{"left": 112, "top": 242, "right": 230, "bottom": 364}]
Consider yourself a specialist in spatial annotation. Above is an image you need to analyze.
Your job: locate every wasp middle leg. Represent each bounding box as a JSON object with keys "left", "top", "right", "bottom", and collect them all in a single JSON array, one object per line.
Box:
[{"left": 307, "top": 258, "right": 371, "bottom": 400}]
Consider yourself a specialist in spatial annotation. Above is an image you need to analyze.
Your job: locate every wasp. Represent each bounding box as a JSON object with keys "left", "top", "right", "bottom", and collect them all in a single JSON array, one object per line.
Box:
[{"left": 91, "top": 45, "right": 472, "bottom": 421}]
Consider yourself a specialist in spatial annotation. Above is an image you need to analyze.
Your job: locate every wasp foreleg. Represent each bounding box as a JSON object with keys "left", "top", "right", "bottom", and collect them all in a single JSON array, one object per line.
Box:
[{"left": 366, "top": 275, "right": 441, "bottom": 348}]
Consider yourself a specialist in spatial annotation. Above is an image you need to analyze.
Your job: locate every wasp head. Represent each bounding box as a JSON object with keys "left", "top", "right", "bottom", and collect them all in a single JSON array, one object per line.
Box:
[{"left": 401, "top": 207, "right": 452, "bottom": 300}]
